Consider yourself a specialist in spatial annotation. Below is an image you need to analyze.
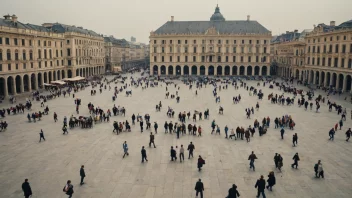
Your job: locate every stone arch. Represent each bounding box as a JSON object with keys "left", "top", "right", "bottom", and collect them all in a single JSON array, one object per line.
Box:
[
  {"left": 15, "top": 75, "right": 21, "bottom": 93},
  {"left": 184, "top": 65, "right": 190, "bottom": 75},
  {"left": 254, "top": 66, "right": 260, "bottom": 75},
  {"left": 191, "top": 65, "right": 197, "bottom": 75},
  {"left": 57, "top": 70, "right": 61, "bottom": 80},
  {"left": 346, "top": 75, "right": 352, "bottom": 91},
  {"left": 168, "top": 65, "right": 174, "bottom": 75},
  {"left": 7, "top": 76, "right": 15, "bottom": 95},
  {"left": 247, "top": 66, "right": 253, "bottom": 76},
  {"left": 176, "top": 65, "right": 181, "bottom": 75},
  {"left": 160, "top": 65, "right": 166, "bottom": 75},
  {"left": 68, "top": 69, "right": 72, "bottom": 78},
  {"left": 332, "top": 73, "right": 337, "bottom": 87},
  {"left": 295, "top": 69, "right": 299, "bottom": 79},
  {"left": 239, "top": 66, "right": 245, "bottom": 75},
  {"left": 38, "top": 73, "right": 43, "bottom": 88},
  {"left": 224, "top": 66, "right": 230, "bottom": 75},
  {"left": 338, "top": 74, "right": 344, "bottom": 90},
  {"left": 199, "top": 66, "right": 205, "bottom": 75},
  {"left": 44, "top": 72, "right": 48, "bottom": 83},
  {"left": 23, "top": 74, "right": 29, "bottom": 92},
  {"left": 326, "top": 72, "right": 331, "bottom": 87},
  {"left": 0, "top": 77, "right": 6, "bottom": 96},
  {"left": 320, "top": 71, "right": 325, "bottom": 86},
  {"left": 216, "top": 65, "right": 222, "bottom": 75},
  {"left": 262, "top": 66, "right": 268, "bottom": 76},
  {"left": 208, "top": 65, "right": 214, "bottom": 75},
  {"left": 153, "top": 65, "right": 158, "bottom": 75},
  {"left": 315, "top": 71, "right": 320, "bottom": 84},
  {"left": 232, "top": 66, "right": 238, "bottom": 75},
  {"left": 48, "top": 71, "right": 52, "bottom": 83}
]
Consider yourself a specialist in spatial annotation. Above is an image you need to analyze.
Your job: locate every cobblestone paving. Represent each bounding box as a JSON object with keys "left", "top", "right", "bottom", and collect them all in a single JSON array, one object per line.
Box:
[{"left": 0, "top": 73, "right": 351, "bottom": 198}]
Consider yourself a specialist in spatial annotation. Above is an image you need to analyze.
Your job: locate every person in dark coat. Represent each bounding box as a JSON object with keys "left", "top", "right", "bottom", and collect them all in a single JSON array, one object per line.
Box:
[
  {"left": 170, "top": 146, "right": 177, "bottom": 161},
  {"left": 39, "top": 129, "right": 45, "bottom": 142},
  {"left": 291, "top": 153, "right": 300, "bottom": 169},
  {"left": 141, "top": 146, "right": 148, "bottom": 163},
  {"left": 194, "top": 179, "right": 204, "bottom": 198},
  {"left": 80, "top": 165, "right": 86, "bottom": 185},
  {"left": 22, "top": 178, "right": 32, "bottom": 198},
  {"left": 227, "top": 184, "right": 240, "bottom": 198},
  {"left": 197, "top": 155, "right": 205, "bottom": 171},
  {"left": 266, "top": 171, "right": 276, "bottom": 191},
  {"left": 255, "top": 175, "right": 266, "bottom": 198}
]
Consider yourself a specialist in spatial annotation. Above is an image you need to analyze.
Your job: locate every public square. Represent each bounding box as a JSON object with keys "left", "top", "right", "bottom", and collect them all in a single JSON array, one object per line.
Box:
[{"left": 0, "top": 72, "right": 352, "bottom": 198}]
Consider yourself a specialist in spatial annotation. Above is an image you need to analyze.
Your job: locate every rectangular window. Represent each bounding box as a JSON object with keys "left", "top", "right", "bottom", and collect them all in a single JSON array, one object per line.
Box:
[
  {"left": 161, "top": 56, "right": 164, "bottom": 62},
  {"left": 226, "top": 56, "right": 228, "bottom": 62},
  {"left": 161, "top": 47, "right": 164, "bottom": 53},
  {"left": 57, "top": 60, "right": 59, "bottom": 66},
  {"left": 185, "top": 40, "right": 188, "bottom": 44},
  {"left": 0, "top": 64, "right": 2, "bottom": 71},
  {"left": 15, "top": 52, "right": 19, "bottom": 60},
  {"left": 202, "top": 56, "right": 205, "bottom": 62},
  {"left": 185, "top": 56, "right": 188, "bottom": 62},
  {"left": 322, "top": 58, "right": 325, "bottom": 66},
  {"left": 240, "top": 56, "right": 243, "bottom": 62},
  {"left": 341, "top": 58, "right": 345, "bottom": 67},
  {"left": 45, "top": 61, "right": 47, "bottom": 67},
  {"left": 153, "top": 40, "right": 156, "bottom": 44},
  {"left": 233, "top": 56, "right": 236, "bottom": 62},
  {"left": 349, "top": 59, "right": 352, "bottom": 68},
  {"left": 317, "top": 58, "right": 320, "bottom": 66},
  {"left": 217, "top": 56, "right": 221, "bottom": 62},
  {"left": 234, "top": 40, "right": 236, "bottom": 44},
  {"left": 39, "top": 62, "right": 42, "bottom": 68},
  {"left": 44, "top": 41, "right": 47, "bottom": 46},
  {"left": 241, "top": 40, "right": 244, "bottom": 44},
  {"left": 0, "top": 52, "right": 2, "bottom": 61},
  {"left": 177, "top": 56, "right": 180, "bottom": 62},
  {"left": 264, "top": 40, "right": 267, "bottom": 44},
  {"left": 218, "top": 47, "right": 221, "bottom": 53},
  {"left": 38, "top": 40, "right": 41, "bottom": 46},
  {"left": 169, "top": 47, "right": 172, "bottom": 53},
  {"left": 328, "top": 58, "right": 331, "bottom": 66},
  {"left": 323, "top": 45, "right": 326, "bottom": 53},
  {"left": 218, "top": 40, "right": 221, "bottom": 44},
  {"left": 241, "top": 47, "right": 244, "bottom": 53},
  {"left": 31, "top": 62, "right": 33, "bottom": 68},
  {"left": 233, "top": 47, "right": 236, "bottom": 53},
  {"left": 66, "top": 40, "right": 70, "bottom": 44},
  {"left": 153, "top": 56, "right": 156, "bottom": 62},
  {"left": 170, "top": 40, "right": 172, "bottom": 44},
  {"left": 22, "top": 39, "right": 25, "bottom": 46},
  {"left": 248, "top": 47, "right": 252, "bottom": 53},
  {"left": 178, "top": 40, "right": 181, "bottom": 44},
  {"left": 8, "top": 64, "right": 11, "bottom": 71},
  {"left": 6, "top": 38, "right": 10, "bottom": 45},
  {"left": 14, "top": 38, "right": 18, "bottom": 45},
  {"left": 67, "top": 49, "right": 71, "bottom": 56},
  {"left": 23, "top": 52, "right": 26, "bottom": 60},
  {"left": 248, "top": 56, "right": 251, "bottom": 62},
  {"left": 335, "top": 44, "right": 339, "bottom": 53},
  {"left": 193, "top": 40, "right": 196, "bottom": 44},
  {"left": 226, "top": 40, "right": 229, "bottom": 44},
  {"left": 334, "top": 58, "right": 338, "bottom": 67},
  {"left": 177, "top": 47, "right": 180, "bottom": 53},
  {"left": 62, "top": 60, "right": 64, "bottom": 65},
  {"left": 193, "top": 56, "right": 196, "bottom": 62},
  {"left": 342, "top": 45, "right": 346, "bottom": 53},
  {"left": 202, "top": 40, "right": 205, "bottom": 44},
  {"left": 0, "top": 37, "right": 2, "bottom": 45},
  {"left": 249, "top": 40, "right": 252, "bottom": 44},
  {"left": 307, "top": 57, "right": 310, "bottom": 64},
  {"left": 194, "top": 47, "right": 197, "bottom": 53},
  {"left": 170, "top": 56, "right": 172, "bottom": 62},
  {"left": 350, "top": 44, "right": 352, "bottom": 52},
  {"left": 15, "top": 64, "right": 18, "bottom": 70},
  {"left": 226, "top": 47, "right": 229, "bottom": 53},
  {"left": 50, "top": 61, "right": 53, "bottom": 67},
  {"left": 312, "top": 58, "right": 315, "bottom": 65},
  {"left": 256, "top": 40, "right": 259, "bottom": 44},
  {"left": 154, "top": 47, "right": 157, "bottom": 53},
  {"left": 29, "top": 40, "right": 32, "bottom": 46},
  {"left": 202, "top": 47, "right": 205, "bottom": 53},
  {"left": 256, "top": 56, "right": 259, "bottom": 62},
  {"left": 185, "top": 47, "right": 188, "bottom": 53}
]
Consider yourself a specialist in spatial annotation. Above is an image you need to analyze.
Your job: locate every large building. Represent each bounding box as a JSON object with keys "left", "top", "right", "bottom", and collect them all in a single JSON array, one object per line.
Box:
[
  {"left": 104, "top": 36, "right": 130, "bottom": 72},
  {"left": 149, "top": 5, "right": 272, "bottom": 76},
  {"left": 0, "top": 14, "right": 105, "bottom": 97},
  {"left": 273, "top": 20, "right": 352, "bottom": 92}
]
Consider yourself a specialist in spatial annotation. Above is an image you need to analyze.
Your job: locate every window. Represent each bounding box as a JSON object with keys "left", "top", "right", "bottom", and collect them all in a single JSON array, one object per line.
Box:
[
  {"left": 170, "top": 40, "right": 172, "bottom": 44},
  {"left": 241, "top": 47, "right": 244, "bottom": 53},
  {"left": 57, "top": 60, "right": 59, "bottom": 66},
  {"left": 233, "top": 56, "right": 236, "bottom": 62},
  {"left": 185, "top": 40, "right": 188, "bottom": 44},
  {"left": 6, "top": 50, "right": 11, "bottom": 60},
  {"left": 202, "top": 40, "right": 205, "bottom": 44},
  {"left": 341, "top": 58, "right": 345, "bottom": 67},
  {"left": 350, "top": 44, "right": 352, "bottom": 52},
  {"left": 161, "top": 40, "right": 165, "bottom": 44},
  {"left": 14, "top": 38, "right": 18, "bottom": 45},
  {"left": 312, "top": 46, "right": 315, "bottom": 53},
  {"left": 177, "top": 56, "right": 180, "bottom": 62},
  {"left": 44, "top": 49, "right": 47, "bottom": 59},
  {"left": 39, "top": 61, "right": 42, "bottom": 68},
  {"left": 23, "top": 50, "right": 26, "bottom": 60},
  {"left": 334, "top": 58, "right": 338, "bottom": 67},
  {"left": 344, "top": 35, "right": 347, "bottom": 40},
  {"left": 185, "top": 56, "right": 188, "bottom": 62},
  {"left": 38, "top": 40, "right": 41, "bottom": 46},
  {"left": 328, "top": 58, "right": 331, "bottom": 66},
  {"left": 161, "top": 47, "right": 164, "bottom": 53},
  {"left": 335, "top": 44, "right": 339, "bottom": 53},
  {"left": 193, "top": 56, "right": 196, "bottom": 62},
  {"left": 233, "top": 47, "right": 236, "bottom": 53},
  {"left": 8, "top": 64, "right": 11, "bottom": 71},
  {"left": 48, "top": 41, "right": 51, "bottom": 46},
  {"left": 308, "top": 46, "right": 311, "bottom": 53},
  {"left": 202, "top": 47, "right": 205, "bottom": 53},
  {"left": 312, "top": 58, "right": 315, "bottom": 65},
  {"left": 0, "top": 37, "right": 2, "bottom": 45},
  {"left": 161, "top": 56, "right": 164, "bottom": 62},
  {"left": 217, "top": 56, "right": 221, "bottom": 62},
  {"left": 0, "top": 64, "right": 2, "bottom": 71},
  {"left": 170, "top": 56, "right": 172, "bottom": 62},
  {"left": 38, "top": 49, "right": 41, "bottom": 59},
  {"left": 44, "top": 41, "right": 47, "bottom": 46},
  {"left": 22, "top": 39, "right": 25, "bottom": 46},
  {"left": 349, "top": 59, "right": 352, "bottom": 68},
  {"left": 225, "top": 56, "right": 229, "bottom": 62},
  {"left": 329, "top": 45, "right": 332, "bottom": 53},
  {"left": 153, "top": 40, "right": 156, "bottom": 44},
  {"left": 177, "top": 47, "right": 180, "bottom": 53},
  {"left": 218, "top": 47, "right": 221, "bottom": 53},
  {"left": 307, "top": 57, "right": 310, "bottom": 64},
  {"left": 184, "top": 47, "right": 188, "bottom": 53},
  {"left": 256, "top": 47, "right": 259, "bottom": 53},
  {"left": 248, "top": 56, "right": 251, "bottom": 62},
  {"left": 66, "top": 40, "right": 70, "bottom": 44},
  {"left": 50, "top": 61, "right": 53, "bottom": 67},
  {"left": 169, "top": 47, "right": 172, "bottom": 53},
  {"left": 218, "top": 40, "right": 221, "bottom": 44},
  {"left": 262, "top": 56, "right": 267, "bottom": 62},
  {"left": 330, "top": 37, "right": 332, "bottom": 41},
  {"left": 193, "top": 47, "right": 197, "bottom": 53},
  {"left": 16, "top": 64, "right": 18, "bottom": 70},
  {"left": 201, "top": 56, "right": 205, "bottom": 62},
  {"left": 153, "top": 56, "right": 157, "bottom": 62},
  {"left": 248, "top": 47, "right": 252, "bottom": 53},
  {"left": 256, "top": 56, "right": 259, "bottom": 62},
  {"left": 264, "top": 40, "right": 267, "bottom": 44},
  {"left": 317, "top": 46, "right": 320, "bottom": 53},
  {"left": 29, "top": 40, "right": 32, "bottom": 46},
  {"left": 234, "top": 40, "right": 236, "bottom": 44},
  {"left": 30, "top": 51, "right": 33, "bottom": 60},
  {"left": 226, "top": 40, "right": 229, "bottom": 44},
  {"left": 322, "top": 58, "right": 325, "bottom": 66},
  {"left": 336, "top": 36, "right": 339, "bottom": 41},
  {"left": 317, "top": 58, "right": 320, "bottom": 66},
  {"left": 342, "top": 45, "right": 346, "bottom": 53},
  {"left": 257, "top": 40, "right": 259, "bottom": 44},
  {"left": 178, "top": 40, "right": 181, "bottom": 44},
  {"left": 5, "top": 38, "right": 10, "bottom": 45},
  {"left": 31, "top": 62, "right": 33, "bottom": 68},
  {"left": 240, "top": 56, "right": 243, "bottom": 62},
  {"left": 0, "top": 50, "right": 2, "bottom": 61},
  {"left": 241, "top": 40, "right": 244, "bottom": 44},
  {"left": 153, "top": 47, "right": 157, "bottom": 53},
  {"left": 193, "top": 40, "right": 196, "bottom": 44},
  {"left": 249, "top": 40, "right": 252, "bottom": 44},
  {"left": 62, "top": 60, "right": 64, "bottom": 65}
]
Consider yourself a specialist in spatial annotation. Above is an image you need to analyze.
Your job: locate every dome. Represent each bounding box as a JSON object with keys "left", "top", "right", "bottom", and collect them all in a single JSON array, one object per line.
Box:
[
  {"left": 338, "top": 19, "right": 352, "bottom": 28},
  {"left": 210, "top": 5, "right": 225, "bottom": 21}
]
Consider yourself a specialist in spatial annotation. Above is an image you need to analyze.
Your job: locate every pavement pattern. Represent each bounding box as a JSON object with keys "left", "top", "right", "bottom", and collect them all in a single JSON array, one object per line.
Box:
[{"left": 0, "top": 72, "right": 351, "bottom": 198}]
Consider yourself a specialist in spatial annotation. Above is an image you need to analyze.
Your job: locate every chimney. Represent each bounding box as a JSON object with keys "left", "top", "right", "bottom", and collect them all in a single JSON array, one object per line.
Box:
[
  {"left": 11, "top": 14, "right": 18, "bottom": 23},
  {"left": 330, "top": 21, "right": 335, "bottom": 26},
  {"left": 294, "top": 29, "right": 298, "bottom": 33},
  {"left": 3, "top": 14, "right": 11, "bottom": 21},
  {"left": 247, "top": 15, "right": 250, "bottom": 21},
  {"left": 171, "top": 16, "right": 174, "bottom": 22}
]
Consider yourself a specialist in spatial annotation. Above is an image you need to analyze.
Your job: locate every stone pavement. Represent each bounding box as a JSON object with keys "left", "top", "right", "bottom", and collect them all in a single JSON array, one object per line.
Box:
[{"left": 0, "top": 73, "right": 351, "bottom": 198}]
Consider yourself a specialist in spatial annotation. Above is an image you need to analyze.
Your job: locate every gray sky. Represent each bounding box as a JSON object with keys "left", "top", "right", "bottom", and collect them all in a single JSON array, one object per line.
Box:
[{"left": 1, "top": 0, "right": 351, "bottom": 43}]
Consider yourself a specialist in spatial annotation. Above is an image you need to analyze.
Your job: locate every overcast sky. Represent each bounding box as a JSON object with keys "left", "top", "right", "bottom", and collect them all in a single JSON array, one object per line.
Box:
[{"left": 1, "top": 0, "right": 350, "bottom": 43}]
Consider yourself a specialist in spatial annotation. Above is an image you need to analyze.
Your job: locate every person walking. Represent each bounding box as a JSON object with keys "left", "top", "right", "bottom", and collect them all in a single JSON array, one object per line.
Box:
[
  {"left": 255, "top": 175, "right": 266, "bottom": 198},
  {"left": 63, "top": 180, "right": 74, "bottom": 198},
  {"left": 39, "top": 129, "right": 45, "bottom": 142},
  {"left": 140, "top": 119, "right": 144, "bottom": 132},
  {"left": 346, "top": 128, "right": 351, "bottom": 141},
  {"left": 197, "top": 155, "right": 205, "bottom": 171},
  {"left": 194, "top": 179, "right": 204, "bottom": 198},
  {"left": 314, "top": 160, "right": 323, "bottom": 178},
  {"left": 227, "top": 184, "right": 240, "bottom": 198},
  {"left": 154, "top": 122, "right": 158, "bottom": 134},
  {"left": 80, "top": 165, "right": 86, "bottom": 185},
  {"left": 224, "top": 125, "right": 229, "bottom": 138},
  {"left": 149, "top": 132, "right": 156, "bottom": 148},
  {"left": 292, "top": 133, "right": 298, "bottom": 146},
  {"left": 141, "top": 146, "right": 148, "bottom": 163},
  {"left": 248, "top": 151, "right": 257, "bottom": 171},
  {"left": 266, "top": 172, "right": 276, "bottom": 191},
  {"left": 170, "top": 146, "right": 177, "bottom": 161},
  {"left": 187, "top": 142, "right": 195, "bottom": 159},
  {"left": 22, "top": 178, "right": 32, "bottom": 198},
  {"left": 316, "top": 160, "right": 324, "bottom": 178},
  {"left": 123, "top": 141, "right": 129, "bottom": 158},
  {"left": 280, "top": 127, "right": 285, "bottom": 139},
  {"left": 329, "top": 128, "right": 335, "bottom": 140},
  {"left": 277, "top": 154, "right": 283, "bottom": 172},
  {"left": 291, "top": 153, "right": 300, "bottom": 169},
  {"left": 273, "top": 153, "right": 279, "bottom": 169},
  {"left": 179, "top": 145, "right": 185, "bottom": 162}
]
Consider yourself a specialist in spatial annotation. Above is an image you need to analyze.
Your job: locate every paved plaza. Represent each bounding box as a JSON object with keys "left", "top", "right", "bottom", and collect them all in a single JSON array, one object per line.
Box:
[{"left": 0, "top": 72, "right": 352, "bottom": 198}]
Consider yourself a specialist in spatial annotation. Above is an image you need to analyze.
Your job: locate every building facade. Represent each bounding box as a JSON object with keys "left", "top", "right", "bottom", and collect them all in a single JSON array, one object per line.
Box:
[
  {"left": 0, "top": 15, "right": 105, "bottom": 97},
  {"left": 149, "top": 5, "right": 272, "bottom": 76},
  {"left": 104, "top": 36, "right": 129, "bottom": 72},
  {"left": 274, "top": 20, "right": 352, "bottom": 92}
]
